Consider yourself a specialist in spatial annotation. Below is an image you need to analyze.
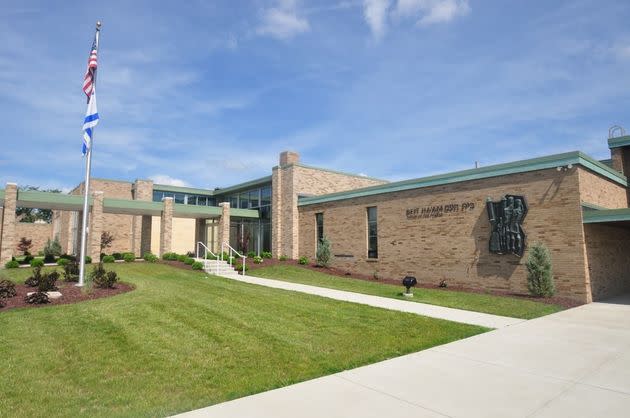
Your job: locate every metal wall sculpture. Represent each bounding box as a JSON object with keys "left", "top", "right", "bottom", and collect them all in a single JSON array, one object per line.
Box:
[{"left": 486, "top": 195, "right": 528, "bottom": 257}]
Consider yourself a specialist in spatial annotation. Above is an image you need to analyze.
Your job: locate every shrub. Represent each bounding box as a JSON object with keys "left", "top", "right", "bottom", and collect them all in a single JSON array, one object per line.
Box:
[
  {"left": 143, "top": 252, "right": 158, "bottom": 263},
  {"left": 177, "top": 254, "right": 187, "bottom": 262},
  {"left": 56, "top": 258, "right": 69, "bottom": 266},
  {"left": 186, "top": 251, "right": 195, "bottom": 258},
  {"left": 25, "top": 291, "right": 49, "bottom": 304},
  {"left": 17, "top": 237, "right": 33, "bottom": 255},
  {"left": 5, "top": 260, "right": 20, "bottom": 269},
  {"left": 20, "top": 255, "right": 34, "bottom": 265},
  {"left": 191, "top": 261, "right": 204, "bottom": 270},
  {"left": 102, "top": 255, "right": 115, "bottom": 263},
  {"left": 184, "top": 257, "right": 195, "bottom": 265},
  {"left": 526, "top": 242, "right": 555, "bottom": 297},
  {"left": 90, "top": 263, "right": 118, "bottom": 289},
  {"left": 261, "top": 251, "right": 272, "bottom": 259},
  {"left": 279, "top": 255, "right": 288, "bottom": 261},
  {"left": 25, "top": 266, "right": 43, "bottom": 287},
  {"left": 204, "top": 253, "right": 217, "bottom": 260},
  {"left": 30, "top": 259, "right": 44, "bottom": 268},
  {"left": 100, "top": 253, "right": 106, "bottom": 261},
  {"left": 0, "top": 279, "right": 17, "bottom": 299},
  {"left": 63, "top": 261, "right": 80, "bottom": 283},
  {"left": 112, "top": 252, "right": 123, "bottom": 261},
  {"left": 253, "top": 256, "right": 263, "bottom": 264},
  {"left": 235, "top": 263, "right": 249, "bottom": 273},
  {"left": 59, "top": 254, "right": 77, "bottom": 261},
  {"left": 43, "top": 238, "right": 62, "bottom": 258},
  {"left": 123, "top": 253, "right": 135, "bottom": 263},
  {"left": 247, "top": 251, "right": 256, "bottom": 258},
  {"left": 0, "top": 297, "right": 5, "bottom": 308},
  {"left": 298, "top": 256, "right": 309, "bottom": 265},
  {"left": 316, "top": 237, "right": 332, "bottom": 268},
  {"left": 39, "top": 271, "right": 59, "bottom": 292},
  {"left": 85, "top": 256, "right": 92, "bottom": 264},
  {"left": 43, "top": 254, "right": 56, "bottom": 264}
]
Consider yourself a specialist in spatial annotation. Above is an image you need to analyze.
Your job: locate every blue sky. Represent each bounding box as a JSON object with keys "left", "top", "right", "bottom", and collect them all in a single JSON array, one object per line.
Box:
[{"left": 1, "top": 0, "right": 630, "bottom": 191}]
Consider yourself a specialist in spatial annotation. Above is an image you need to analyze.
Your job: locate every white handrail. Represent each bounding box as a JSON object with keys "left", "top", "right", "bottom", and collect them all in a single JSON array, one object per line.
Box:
[
  {"left": 196, "top": 241, "right": 220, "bottom": 273},
  {"left": 221, "top": 242, "right": 247, "bottom": 275}
]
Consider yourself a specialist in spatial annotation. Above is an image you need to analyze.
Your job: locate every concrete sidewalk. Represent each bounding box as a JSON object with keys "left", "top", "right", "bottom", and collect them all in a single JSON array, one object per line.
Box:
[
  {"left": 175, "top": 295, "right": 630, "bottom": 418},
  {"left": 219, "top": 273, "right": 523, "bottom": 329}
]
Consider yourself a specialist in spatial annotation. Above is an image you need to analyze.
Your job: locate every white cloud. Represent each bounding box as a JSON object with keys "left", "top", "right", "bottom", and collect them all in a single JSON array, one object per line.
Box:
[
  {"left": 363, "top": 0, "right": 391, "bottom": 39},
  {"left": 257, "top": 0, "right": 310, "bottom": 40},
  {"left": 394, "top": 0, "right": 470, "bottom": 25},
  {"left": 149, "top": 175, "right": 190, "bottom": 187}
]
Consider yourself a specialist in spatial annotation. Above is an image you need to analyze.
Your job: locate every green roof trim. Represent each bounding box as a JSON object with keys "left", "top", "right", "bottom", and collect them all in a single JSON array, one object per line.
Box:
[
  {"left": 581, "top": 202, "right": 607, "bottom": 211},
  {"left": 17, "top": 190, "right": 90, "bottom": 210},
  {"left": 230, "top": 208, "right": 260, "bottom": 218},
  {"left": 583, "top": 208, "right": 630, "bottom": 224},
  {"left": 299, "top": 151, "right": 628, "bottom": 207},
  {"left": 213, "top": 175, "right": 273, "bottom": 196},
  {"left": 608, "top": 135, "right": 630, "bottom": 149},
  {"left": 291, "top": 163, "right": 387, "bottom": 183},
  {"left": 103, "top": 198, "right": 164, "bottom": 216},
  {"left": 153, "top": 184, "right": 216, "bottom": 196}
]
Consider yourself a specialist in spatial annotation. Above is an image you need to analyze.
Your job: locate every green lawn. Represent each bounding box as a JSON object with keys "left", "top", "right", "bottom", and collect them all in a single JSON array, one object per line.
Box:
[
  {"left": 249, "top": 265, "right": 563, "bottom": 319},
  {"left": 0, "top": 263, "right": 486, "bottom": 417}
]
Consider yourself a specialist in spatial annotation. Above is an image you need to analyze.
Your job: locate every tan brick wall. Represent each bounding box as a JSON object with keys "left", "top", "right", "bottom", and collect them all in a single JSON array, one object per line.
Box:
[
  {"left": 584, "top": 223, "right": 630, "bottom": 300},
  {"left": 1, "top": 184, "right": 18, "bottom": 264},
  {"left": 88, "top": 192, "right": 104, "bottom": 261},
  {"left": 132, "top": 180, "right": 153, "bottom": 256},
  {"left": 14, "top": 223, "right": 53, "bottom": 254},
  {"left": 578, "top": 168, "right": 628, "bottom": 208},
  {"left": 160, "top": 197, "right": 173, "bottom": 255},
  {"left": 299, "top": 168, "right": 593, "bottom": 302},
  {"left": 272, "top": 161, "right": 387, "bottom": 259}
]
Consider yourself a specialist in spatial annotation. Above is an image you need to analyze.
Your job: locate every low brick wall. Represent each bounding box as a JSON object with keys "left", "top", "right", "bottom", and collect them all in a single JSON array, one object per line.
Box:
[{"left": 15, "top": 223, "right": 53, "bottom": 254}]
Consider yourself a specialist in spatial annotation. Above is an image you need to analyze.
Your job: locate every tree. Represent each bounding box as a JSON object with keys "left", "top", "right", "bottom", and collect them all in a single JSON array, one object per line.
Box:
[
  {"left": 17, "top": 237, "right": 33, "bottom": 255},
  {"left": 316, "top": 236, "right": 332, "bottom": 268},
  {"left": 100, "top": 231, "right": 114, "bottom": 251},
  {"left": 526, "top": 242, "right": 555, "bottom": 297}
]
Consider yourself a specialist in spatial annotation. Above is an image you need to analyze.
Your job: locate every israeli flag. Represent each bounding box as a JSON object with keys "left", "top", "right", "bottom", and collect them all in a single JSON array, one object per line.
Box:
[{"left": 82, "top": 92, "right": 99, "bottom": 155}]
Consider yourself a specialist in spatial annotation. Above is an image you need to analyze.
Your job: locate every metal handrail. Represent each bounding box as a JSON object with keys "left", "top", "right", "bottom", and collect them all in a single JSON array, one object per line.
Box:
[
  {"left": 221, "top": 242, "right": 247, "bottom": 275},
  {"left": 196, "top": 241, "right": 220, "bottom": 273}
]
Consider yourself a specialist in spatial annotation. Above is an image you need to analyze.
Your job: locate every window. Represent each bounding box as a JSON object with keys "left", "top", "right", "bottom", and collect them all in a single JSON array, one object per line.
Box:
[
  {"left": 316, "top": 213, "right": 324, "bottom": 245},
  {"left": 261, "top": 186, "right": 272, "bottom": 207},
  {"left": 249, "top": 189, "right": 260, "bottom": 208},
  {"left": 239, "top": 192, "right": 249, "bottom": 209},
  {"left": 229, "top": 195, "right": 238, "bottom": 208},
  {"left": 367, "top": 207, "right": 378, "bottom": 258}
]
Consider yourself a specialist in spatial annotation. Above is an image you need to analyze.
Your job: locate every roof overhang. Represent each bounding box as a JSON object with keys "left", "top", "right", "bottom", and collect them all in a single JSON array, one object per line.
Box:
[{"left": 583, "top": 207, "right": 630, "bottom": 225}]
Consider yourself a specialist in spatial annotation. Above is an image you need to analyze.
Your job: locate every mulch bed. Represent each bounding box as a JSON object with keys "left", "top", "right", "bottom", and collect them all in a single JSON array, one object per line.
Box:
[
  {"left": 246, "top": 259, "right": 581, "bottom": 309},
  {"left": 0, "top": 282, "right": 134, "bottom": 312}
]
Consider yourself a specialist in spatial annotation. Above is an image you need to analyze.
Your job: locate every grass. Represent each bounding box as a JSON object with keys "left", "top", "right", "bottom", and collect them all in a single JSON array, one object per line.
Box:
[
  {"left": 0, "top": 263, "right": 487, "bottom": 417},
  {"left": 249, "top": 265, "right": 564, "bottom": 319}
]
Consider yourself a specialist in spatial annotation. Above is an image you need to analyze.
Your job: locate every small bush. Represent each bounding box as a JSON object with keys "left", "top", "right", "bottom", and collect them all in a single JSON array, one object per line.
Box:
[
  {"left": 112, "top": 253, "right": 123, "bottom": 260},
  {"left": 102, "top": 255, "right": 115, "bottom": 263},
  {"left": 261, "top": 251, "right": 272, "bottom": 259},
  {"left": 25, "top": 291, "right": 49, "bottom": 305},
  {"left": 298, "top": 256, "right": 309, "bottom": 265},
  {"left": 56, "top": 258, "right": 69, "bottom": 266},
  {"left": 253, "top": 256, "right": 263, "bottom": 264},
  {"left": 25, "top": 266, "right": 43, "bottom": 287},
  {"left": 43, "top": 254, "right": 56, "bottom": 264},
  {"left": 186, "top": 251, "right": 195, "bottom": 258},
  {"left": 184, "top": 257, "right": 195, "bottom": 265},
  {"left": 59, "top": 254, "right": 77, "bottom": 262},
  {"left": 279, "top": 255, "right": 288, "bottom": 261},
  {"left": 191, "top": 261, "right": 204, "bottom": 270},
  {"left": 5, "top": 260, "right": 19, "bottom": 269},
  {"left": 18, "top": 237, "right": 33, "bottom": 255},
  {"left": 316, "top": 237, "right": 332, "bottom": 268},
  {"left": 90, "top": 263, "right": 118, "bottom": 289},
  {"left": 204, "top": 253, "right": 217, "bottom": 260},
  {"left": 439, "top": 279, "right": 448, "bottom": 288},
  {"left": 100, "top": 253, "right": 106, "bottom": 261},
  {"left": 526, "top": 242, "right": 555, "bottom": 297},
  {"left": 43, "top": 238, "right": 62, "bottom": 258},
  {"left": 30, "top": 259, "right": 44, "bottom": 268},
  {"left": 19, "top": 255, "right": 34, "bottom": 265},
  {"left": 0, "top": 279, "right": 17, "bottom": 299},
  {"left": 123, "top": 253, "right": 135, "bottom": 263},
  {"left": 235, "top": 263, "right": 249, "bottom": 273},
  {"left": 177, "top": 254, "right": 187, "bottom": 262},
  {"left": 85, "top": 256, "right": 92, "bottom": 264},
  {"left": 0, "top": 297, "right": 5, "bottom": 308},
  {"left": 39, "top": 271, "right": 59, "bottom": 292},
  {"left": 143, "top": 252, "right": 158, "bottom": 263},
  {"left": 63, "top": 261, "right": 80, "bottom": 283},
  {"left": 247, "top": 251, "right": 256, "bottom": 258}
]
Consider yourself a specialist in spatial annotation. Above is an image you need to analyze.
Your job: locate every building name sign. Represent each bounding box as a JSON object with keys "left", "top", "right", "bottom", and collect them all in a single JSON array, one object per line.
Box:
[{"left": 406, "top": 202, "right": 476, "bottom": 219}]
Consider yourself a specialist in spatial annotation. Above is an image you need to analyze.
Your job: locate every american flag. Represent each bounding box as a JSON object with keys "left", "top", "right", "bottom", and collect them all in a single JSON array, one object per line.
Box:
[{"left": 82, "top": 35, "right": 98, "bottom": 101}]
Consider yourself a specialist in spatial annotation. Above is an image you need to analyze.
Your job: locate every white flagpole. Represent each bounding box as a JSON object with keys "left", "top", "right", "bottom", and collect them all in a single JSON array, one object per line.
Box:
[{"left": 78, "top": 21, "right": 101, "bottom": 287}]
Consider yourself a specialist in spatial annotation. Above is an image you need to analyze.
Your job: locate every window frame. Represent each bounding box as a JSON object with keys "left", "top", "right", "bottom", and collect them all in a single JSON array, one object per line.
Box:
[{"left": 367, "top": 206, "right": 378, "bottom": 259}]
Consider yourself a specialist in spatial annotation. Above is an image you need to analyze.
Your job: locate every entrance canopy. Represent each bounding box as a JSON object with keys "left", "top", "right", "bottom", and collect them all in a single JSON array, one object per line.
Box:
[{"left": 583, "top": 207, "right": 630, "bottom": 227}]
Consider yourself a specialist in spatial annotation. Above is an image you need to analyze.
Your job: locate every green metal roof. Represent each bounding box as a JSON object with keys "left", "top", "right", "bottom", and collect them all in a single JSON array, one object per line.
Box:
[
  {"left": 299, "top": 151, "right": 628, "bottom": 207},
  {"left": 153, "top": 184, "right": 216, "bottom": 196},
  {"left": 583, "top": 208, "right": 630, "bottom": 224},
  {"left": 154, "top": 175, "right": 273, "bottom": 198},
  {"left": 17, "top": 190, "right": 90, "bottom": 211},
  {"left": 213, "top": 175, "right": 273, "bottom": 196},
  {"left": 103, "top": 198, "right": 165, "bottom": 216},
  {"left": 608, "top": 135, "right": 630, "bottom": 149}
]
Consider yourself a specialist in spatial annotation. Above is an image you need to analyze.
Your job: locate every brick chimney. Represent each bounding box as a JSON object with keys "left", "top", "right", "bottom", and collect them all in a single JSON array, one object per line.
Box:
[
  {"left": 279, "top": 151, "right": 300, "bottom": 166},
  {"left": 609, "top": 135, "right": 630, "bottom": 177}
]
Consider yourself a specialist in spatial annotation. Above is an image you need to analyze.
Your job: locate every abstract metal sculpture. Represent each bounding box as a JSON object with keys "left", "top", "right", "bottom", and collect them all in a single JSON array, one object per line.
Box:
[{"left": 486, "top": 195, "right": 528, "bottom": 257}]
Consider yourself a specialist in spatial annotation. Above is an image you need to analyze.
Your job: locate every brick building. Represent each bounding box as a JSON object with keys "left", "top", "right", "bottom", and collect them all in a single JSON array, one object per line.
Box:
[{"left": 2, "top": 137, "right": 630, "bottom": 303}]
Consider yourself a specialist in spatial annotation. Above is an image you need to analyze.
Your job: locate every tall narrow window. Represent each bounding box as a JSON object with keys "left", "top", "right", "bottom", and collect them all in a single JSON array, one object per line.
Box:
[
  {"left": 367, "top": 207, "right": 378, "bottom": 259},
  {"left": 316, "top": 213, "right": 324, "bottom": 245}
]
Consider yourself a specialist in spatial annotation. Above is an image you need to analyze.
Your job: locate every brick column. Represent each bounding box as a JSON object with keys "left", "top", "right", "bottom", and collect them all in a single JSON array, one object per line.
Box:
[
  {"left": 217, "top": 202, "right": 230, "bottom": 252},
  {"left": 88, "top": 191, "right": 104, "bottom": 261},
  {"left": 132, "top": 179, "right": 153, "bottom": 257},
  {"left": 1, "top": 183, "right": 18, "bottom": 264},
  {"left": 160, "top": 197, "right": 173, "bottom": 256},
  {"left": 271, "top": 167, "right": 282, "bottom": 258}
]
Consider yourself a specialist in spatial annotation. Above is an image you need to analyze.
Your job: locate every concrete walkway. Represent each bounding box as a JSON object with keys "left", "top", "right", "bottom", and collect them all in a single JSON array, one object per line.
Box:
[
  {"left": 219, "top": 273, "right": 523, "bottom": 329},
  {"left": 175, "top": 295, "right": 630, "bottom": 418}
]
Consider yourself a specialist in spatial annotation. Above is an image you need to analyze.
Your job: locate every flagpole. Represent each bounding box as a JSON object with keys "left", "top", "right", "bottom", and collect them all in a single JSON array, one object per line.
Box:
[{"left": 78, "top": 21, "right": 101, "bottom": 287}]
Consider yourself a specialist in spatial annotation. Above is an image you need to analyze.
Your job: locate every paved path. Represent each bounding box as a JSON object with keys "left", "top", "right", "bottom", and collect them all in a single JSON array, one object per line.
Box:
[
  {"left": 219, "top": 273, "right": 523, "bottom": 329},
  {"left": 175, "top": 294, "right": 630, "bottom": 418}
]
